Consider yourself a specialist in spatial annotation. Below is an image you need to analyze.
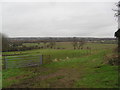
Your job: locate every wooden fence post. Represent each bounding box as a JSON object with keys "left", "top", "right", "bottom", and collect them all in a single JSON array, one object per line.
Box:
[
  {"left": 40, "top": 55, "right": 43, "bottom": 65},
  {"left": 49, "top": 55, "right": 51, "bottom": 63},
  {"left": 3, "top": 56, "right": 7, "bottom": 69}
]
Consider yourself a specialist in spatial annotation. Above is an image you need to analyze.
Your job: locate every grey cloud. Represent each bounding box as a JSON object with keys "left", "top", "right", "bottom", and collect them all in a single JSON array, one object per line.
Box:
[{"left": 2, "top": 2, "right": 117, "bottom": 37}]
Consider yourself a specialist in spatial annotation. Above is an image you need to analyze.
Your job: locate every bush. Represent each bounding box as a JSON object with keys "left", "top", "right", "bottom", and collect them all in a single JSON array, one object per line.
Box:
[{"left": 104, "top": 54, "right": 119, "bottom": 66}]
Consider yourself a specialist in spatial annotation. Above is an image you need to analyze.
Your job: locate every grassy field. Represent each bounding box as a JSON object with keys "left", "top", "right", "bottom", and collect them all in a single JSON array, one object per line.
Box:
[{"left": 2, "top": 42, "right": 119, "bottom": 88}]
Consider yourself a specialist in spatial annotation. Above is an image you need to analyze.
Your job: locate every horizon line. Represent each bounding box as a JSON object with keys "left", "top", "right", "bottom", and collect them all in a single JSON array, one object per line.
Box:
[{"left": 9, "top": 36, "right": 116, "bottom": 38}]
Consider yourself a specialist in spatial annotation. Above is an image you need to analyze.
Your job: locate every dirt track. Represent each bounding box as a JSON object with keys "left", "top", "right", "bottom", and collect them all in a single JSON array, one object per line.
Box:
[{"left": 9, "top": 66, "right": 84, "bottom": 88}]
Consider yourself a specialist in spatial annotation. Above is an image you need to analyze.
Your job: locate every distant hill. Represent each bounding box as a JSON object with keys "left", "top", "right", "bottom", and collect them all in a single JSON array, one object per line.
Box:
[{"left": 8, "top": 37, "right": 117, "bottom": 44}]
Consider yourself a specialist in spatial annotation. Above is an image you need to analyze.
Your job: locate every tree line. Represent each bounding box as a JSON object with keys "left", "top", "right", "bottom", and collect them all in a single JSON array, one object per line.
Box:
[{"left": 1, "top": 33, "right": 87, "bottom": 52}]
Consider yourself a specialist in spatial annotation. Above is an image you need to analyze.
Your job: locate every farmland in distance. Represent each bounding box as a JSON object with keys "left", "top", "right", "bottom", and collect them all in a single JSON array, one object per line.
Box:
[{"left": 2, "top": 39, "right": 119, "bottom": 88}]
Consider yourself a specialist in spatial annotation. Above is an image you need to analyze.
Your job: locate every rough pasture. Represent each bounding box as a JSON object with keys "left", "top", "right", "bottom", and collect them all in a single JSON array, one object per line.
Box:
[{"left": 2, "top": 42, "right": 118, "bottom": 88}]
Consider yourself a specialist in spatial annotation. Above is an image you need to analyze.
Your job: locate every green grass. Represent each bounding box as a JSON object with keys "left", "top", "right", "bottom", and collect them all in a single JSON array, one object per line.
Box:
[
  {"left": 2, "top": 43, "right": 119, "bottom": 88},
  {"left": 3, "top": 49, "right": 90, "bottom": 69},
  {"left": 73, "top": 51, "right": 118, "bottom": 88},
  {"left": 75, "top": 65, "right": 118, "bottom": 88},
  {"left": 2, "top": 68, "right": 32, "bottom": 88}
]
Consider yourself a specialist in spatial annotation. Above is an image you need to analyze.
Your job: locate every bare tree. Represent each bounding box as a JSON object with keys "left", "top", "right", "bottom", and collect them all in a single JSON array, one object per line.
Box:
[
  {"left": 114, "top": 1, "right": 120, "bottom": 66},
  {"left": 37, "top": 42, "right": 41, "bottom": 46},
  {"left": 43, "top": 41, "right": 47, "bottom": 49},
  {"left": 113, "top": 1, "right": 120, "bottom": 17},
  {"left": 114, "top": 1, "right": 120, "bottom": 53},
  {"left": 77, "top": 40, "right": 85, "bottom": 49},
  {"left": 48, "top": 38, "right": 56, "bottom": 49},
  {"left": 72, "top": 37, "right": 78, "bottom": 50}
]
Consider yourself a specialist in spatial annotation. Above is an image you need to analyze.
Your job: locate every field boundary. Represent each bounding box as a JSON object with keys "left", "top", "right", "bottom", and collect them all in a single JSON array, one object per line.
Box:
[{"left": 2, "top": 54, "right": 51, "bottom": 69}]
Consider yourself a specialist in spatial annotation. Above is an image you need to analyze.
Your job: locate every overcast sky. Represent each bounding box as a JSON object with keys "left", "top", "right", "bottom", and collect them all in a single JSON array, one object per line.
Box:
[{"left": 1, "top": 0, "right": 119, "bottom": 38}]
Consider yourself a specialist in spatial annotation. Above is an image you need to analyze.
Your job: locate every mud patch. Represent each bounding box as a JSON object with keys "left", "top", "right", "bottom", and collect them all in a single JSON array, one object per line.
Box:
[
  {"left": 9, "top": 67, "right": 84, "bottom": 88},
  {"left": 7, "top": 74, "right": 29, "bottom": 81}
]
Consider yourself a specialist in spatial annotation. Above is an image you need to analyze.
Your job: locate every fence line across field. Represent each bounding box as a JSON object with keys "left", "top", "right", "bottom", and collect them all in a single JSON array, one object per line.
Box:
[{"left": 2, "top": 54, "right": 51, "bottom": 69}]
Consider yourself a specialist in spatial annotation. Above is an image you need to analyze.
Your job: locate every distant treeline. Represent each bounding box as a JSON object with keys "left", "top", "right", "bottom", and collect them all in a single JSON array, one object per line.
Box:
[
  {"left": 2, "top": 37, "right": 117, "bottom": 52},
  {"left": 9, "top": 37, "right": 117, "bottom": 44},
  {"left": 5, "top": 40, "right": 56, "bottom": 52}
]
